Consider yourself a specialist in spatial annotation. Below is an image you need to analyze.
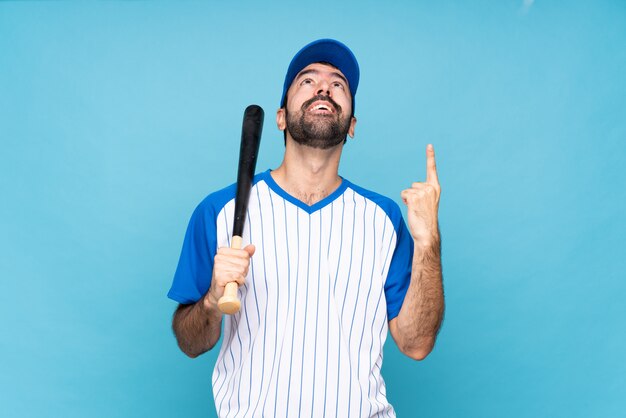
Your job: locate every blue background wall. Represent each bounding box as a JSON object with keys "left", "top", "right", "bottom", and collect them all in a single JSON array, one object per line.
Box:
[{"left": 1, "top": 1, "right": 624, "bottom": 417}]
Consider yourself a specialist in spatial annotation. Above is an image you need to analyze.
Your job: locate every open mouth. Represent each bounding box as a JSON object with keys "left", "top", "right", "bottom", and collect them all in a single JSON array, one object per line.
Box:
[{"left": 307, "top": 101, "right": 335, "bottom": 114}]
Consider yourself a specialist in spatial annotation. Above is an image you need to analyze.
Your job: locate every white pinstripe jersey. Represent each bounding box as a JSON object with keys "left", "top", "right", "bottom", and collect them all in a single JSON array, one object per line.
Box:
[{"left": 168, "top": 170, "right": 413, "bottom": 418}]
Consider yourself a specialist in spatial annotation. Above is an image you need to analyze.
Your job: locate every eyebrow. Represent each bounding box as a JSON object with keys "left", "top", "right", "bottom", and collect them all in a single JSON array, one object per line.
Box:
[{"left": 295, "top": 69, "right": 349, "bottom": 87}]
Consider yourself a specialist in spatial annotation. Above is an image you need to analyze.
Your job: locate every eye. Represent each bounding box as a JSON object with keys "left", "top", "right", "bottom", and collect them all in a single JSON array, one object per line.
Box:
[
  {"left": 332, "top": 81, "right": 345, "bottom": 90},
  {"left": 301, "top": 78, "right": 314, "bottom": 86}
]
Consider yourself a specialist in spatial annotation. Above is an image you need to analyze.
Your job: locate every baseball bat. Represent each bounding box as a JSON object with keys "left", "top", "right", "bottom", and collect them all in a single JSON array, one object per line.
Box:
[{"left": 217, "top": 104, "right": 264, "bottom": 315}]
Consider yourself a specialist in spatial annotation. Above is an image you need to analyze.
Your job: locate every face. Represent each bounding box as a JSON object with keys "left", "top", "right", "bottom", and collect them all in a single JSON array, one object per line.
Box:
[{"left": 279, "top": 63, "right": 356, "bottom": 149}]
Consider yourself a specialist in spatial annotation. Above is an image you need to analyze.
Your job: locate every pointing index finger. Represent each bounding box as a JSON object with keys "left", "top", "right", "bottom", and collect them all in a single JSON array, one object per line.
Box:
[{"left": 426, "top": 144, "right": 439, "bottom": 185}]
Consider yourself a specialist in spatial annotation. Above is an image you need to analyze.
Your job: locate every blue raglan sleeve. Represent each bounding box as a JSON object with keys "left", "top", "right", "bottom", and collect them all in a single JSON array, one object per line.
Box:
[
  {"left": 167, "top": 200, "right": 218, "bottom": 305},
  {"left": 383, "top": 205, "right": 414, "bottom": 321}
]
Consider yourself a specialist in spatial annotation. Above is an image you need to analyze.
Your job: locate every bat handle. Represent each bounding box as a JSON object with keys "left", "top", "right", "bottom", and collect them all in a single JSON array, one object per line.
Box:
[{"left": 217, "top": 235, "right": 243, "bottom": 315}]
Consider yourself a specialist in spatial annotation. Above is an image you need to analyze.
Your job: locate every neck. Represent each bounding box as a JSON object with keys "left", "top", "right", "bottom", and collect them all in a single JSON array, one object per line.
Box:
[{"left": 271, "top": 137, "right": 344, "bottom": 206}]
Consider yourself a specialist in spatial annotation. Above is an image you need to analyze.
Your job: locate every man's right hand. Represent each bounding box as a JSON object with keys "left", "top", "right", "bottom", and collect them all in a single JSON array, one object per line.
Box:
[{"left": 204, "top": 244, "right": 256, "bottom": 312}]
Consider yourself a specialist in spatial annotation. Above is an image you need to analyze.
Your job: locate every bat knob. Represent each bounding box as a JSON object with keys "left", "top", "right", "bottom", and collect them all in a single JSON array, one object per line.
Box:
[
  {"left": 218, "top": 296, "right": 241, "bottom": 315},
  {"left": 218, "top": 282, "right": 241, "bottom": 314}
]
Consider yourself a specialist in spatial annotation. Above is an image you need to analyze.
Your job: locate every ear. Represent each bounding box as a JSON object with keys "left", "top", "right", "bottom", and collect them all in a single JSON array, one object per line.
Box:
[
  {"left": 348, "top": 116, "right": 357, "bottom": 138},
  {"left": 276, "top": 108, "right": 286, "bottom": 131}
]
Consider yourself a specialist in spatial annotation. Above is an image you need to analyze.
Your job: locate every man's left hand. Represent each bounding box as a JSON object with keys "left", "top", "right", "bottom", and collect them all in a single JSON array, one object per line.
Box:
[{"left": 401, "top": 144, "right": 441, "bottom": 248}]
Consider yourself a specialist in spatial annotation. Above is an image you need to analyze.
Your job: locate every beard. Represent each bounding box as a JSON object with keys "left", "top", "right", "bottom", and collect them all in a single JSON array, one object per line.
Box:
[{"left": 285, "top": 95, "right": 352, "bottom": 150}]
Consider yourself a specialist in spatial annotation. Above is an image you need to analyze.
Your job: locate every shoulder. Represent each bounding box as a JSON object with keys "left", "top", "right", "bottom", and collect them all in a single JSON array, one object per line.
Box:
[
  {"left": 188, "top": 183, "right": 235, "bottom": 226},
  {"left": 343, "top": 179, "right": 404, "bottom": 225},
  {"left": 192, "top": 171, "right": 267, "bottom": 218}
]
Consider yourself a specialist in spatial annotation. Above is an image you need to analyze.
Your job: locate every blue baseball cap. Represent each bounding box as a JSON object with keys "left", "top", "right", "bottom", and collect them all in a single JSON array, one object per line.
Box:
[{"left": 280, "top": 39, "right": 360, "bottom": 111}]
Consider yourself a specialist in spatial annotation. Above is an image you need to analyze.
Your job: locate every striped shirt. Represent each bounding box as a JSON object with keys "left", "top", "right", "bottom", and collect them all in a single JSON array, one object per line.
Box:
[{"left": 168, "top": 169, "right": 413, "bottom": 418}]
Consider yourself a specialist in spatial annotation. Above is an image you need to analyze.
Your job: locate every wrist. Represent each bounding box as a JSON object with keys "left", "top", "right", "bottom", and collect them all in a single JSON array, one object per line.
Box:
[
  {"left": 413, "top": 233, "right": 440, "bottom": 250},
  {"left": 201, "top": 290, "right": 222, "bottom": 316}
]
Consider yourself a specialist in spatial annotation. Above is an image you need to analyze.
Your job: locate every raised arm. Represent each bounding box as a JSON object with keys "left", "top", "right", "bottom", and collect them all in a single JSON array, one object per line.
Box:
[{"left": 390, "top": 144, "right": 445, "bottom": 361}]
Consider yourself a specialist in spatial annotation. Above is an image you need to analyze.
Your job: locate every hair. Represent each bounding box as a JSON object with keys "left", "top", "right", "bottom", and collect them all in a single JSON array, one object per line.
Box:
[{"left": 282, "top": 61, "right": 354, "bottom": 146}]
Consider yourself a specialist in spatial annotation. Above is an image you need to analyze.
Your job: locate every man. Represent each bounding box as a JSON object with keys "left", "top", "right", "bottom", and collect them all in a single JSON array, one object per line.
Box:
[{"left": 168, "top": 39, "right": 444, "bottom": 418}]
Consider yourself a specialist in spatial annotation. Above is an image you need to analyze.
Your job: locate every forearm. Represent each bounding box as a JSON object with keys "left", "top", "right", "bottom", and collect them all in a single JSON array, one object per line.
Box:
[
  {"left": 172, "top": 295, "right": 223, "bottom": 358},
  {"left": 394, "top": 233, "right": 445, "bottom": 360}
]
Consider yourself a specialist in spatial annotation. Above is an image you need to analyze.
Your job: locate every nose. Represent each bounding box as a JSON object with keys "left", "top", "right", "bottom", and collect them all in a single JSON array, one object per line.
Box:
[{"left": 316, "top": 79, "right": 331, "bottom": 96}]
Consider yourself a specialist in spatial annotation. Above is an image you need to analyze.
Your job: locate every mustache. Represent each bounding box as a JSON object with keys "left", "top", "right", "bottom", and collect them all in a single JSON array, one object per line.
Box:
[{"left": 301, "top": 95, "right": 342, "bottom": 113}]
